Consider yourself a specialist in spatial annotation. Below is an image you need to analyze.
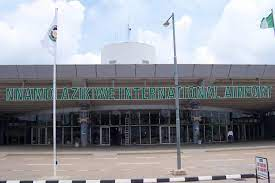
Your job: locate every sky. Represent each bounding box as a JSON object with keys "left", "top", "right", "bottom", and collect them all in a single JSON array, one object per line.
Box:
[{"left": 0, "top": 0, "right": 275, "bottom": 65}]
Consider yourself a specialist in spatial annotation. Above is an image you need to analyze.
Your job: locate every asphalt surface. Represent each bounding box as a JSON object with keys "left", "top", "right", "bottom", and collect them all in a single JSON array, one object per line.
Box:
[{"left": 0, "top": 141, "right": 274, "bottom": 180}]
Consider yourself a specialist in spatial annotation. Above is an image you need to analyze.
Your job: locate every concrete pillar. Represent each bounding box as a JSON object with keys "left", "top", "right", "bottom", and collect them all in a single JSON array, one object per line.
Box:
[
  {"left": 191, "top": 109, "right": 201, "bottom": 144},
  {"left": 192, "top": 120, "right": 200, "bottom": 144},
  {"left": 79, "top": 104, "right": 89, "bottom": 147},
  {"left": 80, "top": 122, "right": 88, "bottom": 147},
  {"left": 73, "top": 80, "right": 90, "bottom": 147},
  {"left": 189, "top": 100, "right": 201, "bottom": 144}
]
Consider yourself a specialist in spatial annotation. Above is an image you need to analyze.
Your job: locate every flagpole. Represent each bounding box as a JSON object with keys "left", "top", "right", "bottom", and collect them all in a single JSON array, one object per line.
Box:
[{"left": 53, "top": 7, "right": 58, "bottom": 178}]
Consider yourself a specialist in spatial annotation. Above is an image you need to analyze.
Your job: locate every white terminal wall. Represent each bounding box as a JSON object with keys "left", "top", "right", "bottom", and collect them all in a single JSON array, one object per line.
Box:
[{"left": 101, "top": 42, "right": 156, "bottom": 64}]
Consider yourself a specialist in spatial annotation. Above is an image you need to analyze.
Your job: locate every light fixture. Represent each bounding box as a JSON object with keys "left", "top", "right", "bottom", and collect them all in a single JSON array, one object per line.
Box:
[{"left": 163, "top": 21, "right": 170, "bottom": 27}]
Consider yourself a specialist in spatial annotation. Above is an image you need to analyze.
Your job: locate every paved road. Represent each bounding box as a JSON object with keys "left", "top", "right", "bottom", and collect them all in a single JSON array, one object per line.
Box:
[{"left": 0, "top": 144, "right": 275, "bottom": 180}]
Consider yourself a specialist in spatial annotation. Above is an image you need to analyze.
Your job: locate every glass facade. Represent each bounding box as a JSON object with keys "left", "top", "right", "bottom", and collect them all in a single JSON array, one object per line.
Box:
[{"left": 0, "top": 108, "right": 265, "bottom": 146}]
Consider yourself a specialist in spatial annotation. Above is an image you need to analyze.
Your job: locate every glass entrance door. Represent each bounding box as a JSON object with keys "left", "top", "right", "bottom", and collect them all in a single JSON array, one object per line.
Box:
[
  {"left": 233, "top": 125, "right": 239, "bottom": 141},
  {"left": 31, "top": 127, "right": 47, "bottom": 145},
  {"left": 40, "top": 128, "right": 46, "bottom": 144},
  {"left": 170, "top": 127, "right": 176, "bottom": 143},
  {"left": 100, "top": 127, "right": 110, "bottom": 145},
  {"left": 160, "top": 126, "right": 169, "bottom": 144}
]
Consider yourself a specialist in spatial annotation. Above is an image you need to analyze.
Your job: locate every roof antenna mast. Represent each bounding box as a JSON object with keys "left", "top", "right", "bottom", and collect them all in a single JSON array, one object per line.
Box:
[
  {"left": 127, "top": 24, "right": 131, "bottom": 41},
  {"left": 127, "top": 16, "right": 131, "bottom": 41}
]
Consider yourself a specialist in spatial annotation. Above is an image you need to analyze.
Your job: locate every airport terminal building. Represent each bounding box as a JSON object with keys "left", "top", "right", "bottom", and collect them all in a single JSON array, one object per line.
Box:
[{"left": 0, "top": 43, "right": 274, "bottom": 146}]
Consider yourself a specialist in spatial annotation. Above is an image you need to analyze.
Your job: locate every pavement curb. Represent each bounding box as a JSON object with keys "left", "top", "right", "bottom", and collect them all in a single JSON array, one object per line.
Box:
[
  {"left": 0, "top": 174, "right": 256, "bottom": 183},
  {"left": 205, "top": 145, "right": 275, "bottom": 152},
  {"left": 116, "top": 151, "right": 183, "bottom": 155},
  {"left": 2, "top": 153, "right": 94, "bottom": 156},
  {"left": 2, "top": 145, "right": 275, "bottom": 156}
]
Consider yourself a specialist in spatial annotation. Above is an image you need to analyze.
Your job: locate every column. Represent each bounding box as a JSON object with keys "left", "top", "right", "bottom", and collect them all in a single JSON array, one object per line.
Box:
[
  {"left": 189, "top": 100, "right": 201, "bottom": 144},
  {"left": 72, "top": 80, "right": 90, "bottom": 147},
  {"left": 79, "top": 104, "right": 90, "bottom": 147},
  {"left": 191, "top": 109, "right": 201, "bottom": 144},
  {"left": 192, "top": 119, "right": 200, "bottom": 144}
]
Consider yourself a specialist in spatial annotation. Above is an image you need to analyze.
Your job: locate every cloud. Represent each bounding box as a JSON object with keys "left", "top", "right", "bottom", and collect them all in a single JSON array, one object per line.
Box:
[
  {"left": 137, "top": 15, "right": 192, "bottom": 64},
  {"left": 137, "top": 29, "right": 172, "bottom": 64},
  {"left": 204, "top": 0, "right": 275, "bottom": 64},
  {"left": 2, "top": 0, "right": 274, "bottom": 65},
  {"left": 69, "top": 52, "right": 101, "bottom": 64},
  {"left": 0, "top": 0, "right": 99, "bottom": 64},
  {"left": 175, "top": 15, "right": 192, "bottom": 31},
  {"left": 135, "top": 0, "right": 275, "bottom": 65},
  {"left": 194, "top": 46, "right": 216, "bottom": 64}
]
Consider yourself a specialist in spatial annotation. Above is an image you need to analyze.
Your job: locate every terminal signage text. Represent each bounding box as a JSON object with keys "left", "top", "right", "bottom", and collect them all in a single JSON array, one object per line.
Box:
[{"left": 5, "top": 85, "right": 272, "bottom": 101}]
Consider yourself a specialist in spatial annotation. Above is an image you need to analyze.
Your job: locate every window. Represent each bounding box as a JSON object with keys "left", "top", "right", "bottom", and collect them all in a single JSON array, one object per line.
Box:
[
  {"left": 47, "top": 127, "right": 52, "bottom": 144},
  {"left": 56, "top": 113, "right": 63, "bottom": 126},
  {"left": 211, "top": 112, "right": 219, "bottom": 124},
  {"left": 181, "top": 110, "right": 191, "bottom": 124},
  {"left": 142, "top": 60, "right": 149, "bottom": 64},
  {"left": 170, "top": 127, "right": 176, "bottom": 143},
  {"left": 151, "top": 126, "right": 159, "bottom": 144},
  {"left": 203, "top": 111, "right": 211, "bottom": 124},
  {"left": 219, "top": 112, "right": 225, "bottom": 123},
  {"left": 160, "top": 110, "right": 169, "bottom": 124},
  {"left": 121, "top": 112, "right": 127, "bottom": 125},
  {"left": 72, "top": 113, "right": 80, "bottom": 126},
  {"left": 205, "top": 125, "right": 212, "bottom": 143},
  {"left": 101, "top": 112, "right": 110, "bottom": 125},
  {"left": 111, "top": 111, "right": 120, "bottom": 125},
  {"left": 109, "top": 60, "right": 117, "bottom": 64},
  {"left": 140, "top": 111, "right": 149, "bottom": 124},
  {"left": 188, "top": 125, "right": 193, "bottom": 143},
  {"left": 170, "top": 111, "right": 176, "bottom": 124},
  {"left": 121, "top": 112, "right": 131, "bottom": 125},
  {"left": 180, "top": 126, "right": 187, "bottom": 143},
  {"left": 73, "top": 127, "right": 80, "bottom": 143},
  {"left": 64, "top": 127, "right": 71, "bottom": 144},
  {"left": 91, "top": 127, "right": 100, "bottom": 144},
  {"left": 63, "top": 113, "right": 71, "bottom": 126},
  {"left": 131, "top": 126, "right": 140, "bottom": 144},
  {"left": 56, "top": 127, "right": 62, "bottom": 144},
  {"left": 150, "top": 111, "right": 159, "bottom": 124},
  {"left": 141, "top": 126, "right": 150, "bottom": 144},
  {"left": 90, "top": 112, "right": 100, "bottom": 125},
  {"left": 37, "top": 113, "right": 50, "bottom": 125},
  {"left": 213, "top": 124, "right": 220, "bottom": 141},
  {"left": 131, "top": 111, "right": 139, "bottom": 125}
]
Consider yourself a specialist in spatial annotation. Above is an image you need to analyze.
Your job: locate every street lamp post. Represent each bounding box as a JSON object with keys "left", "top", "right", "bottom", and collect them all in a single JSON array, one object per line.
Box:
[{"left": 163, "top": 13, "right": 183, "bottom": 172}]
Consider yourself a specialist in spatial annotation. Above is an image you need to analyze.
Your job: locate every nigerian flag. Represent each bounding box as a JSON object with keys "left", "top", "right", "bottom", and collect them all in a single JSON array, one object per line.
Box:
[{"left": 260, "top": 11, "right": 274, "bottom": 29}]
